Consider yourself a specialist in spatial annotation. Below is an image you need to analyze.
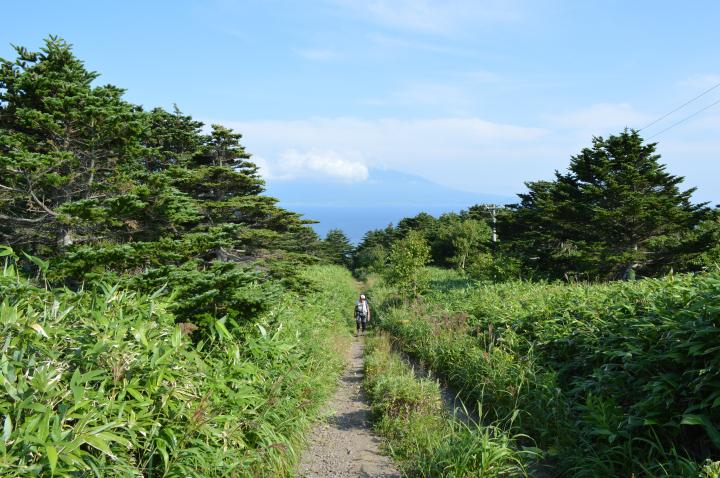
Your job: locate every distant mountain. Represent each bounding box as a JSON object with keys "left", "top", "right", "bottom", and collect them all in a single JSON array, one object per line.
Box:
[{"left": 264, "top": 168, "right": 515, "bottom": 243}]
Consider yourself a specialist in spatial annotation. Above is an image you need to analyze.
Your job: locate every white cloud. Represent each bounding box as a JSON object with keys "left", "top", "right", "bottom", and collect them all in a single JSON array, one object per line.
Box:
[
  {"left": 217, "top": 106, "right": 720, "bottom": 204},
  {"left": 220, "top": 116, "right": 548, "bottom": 193},
  {"left": 361, "top": 82, "right": 474, "bottom": 113},
  {"left": 269, "top": 149, "right": 369, "bottom": 182}
]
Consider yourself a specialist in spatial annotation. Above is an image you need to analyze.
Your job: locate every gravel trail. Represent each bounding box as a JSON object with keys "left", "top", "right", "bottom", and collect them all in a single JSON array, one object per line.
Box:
[{"left": 298, "top": 338, "right": 400, "bottom": 478}]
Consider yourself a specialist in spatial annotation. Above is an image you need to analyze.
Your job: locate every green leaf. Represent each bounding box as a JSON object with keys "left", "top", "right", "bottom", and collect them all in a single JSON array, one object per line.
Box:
[
  {"left": 171, "top": 326, "right": 182, "bottom": 348},
  {"left": 680, "top": 414, "right": 705, "bottom": 426},
  {"left": 22, "top": 252, "right": 49, "bottom": 272},
  {"left": 126, "top": 387, "right": 145, "bottom": 402},
  {"left": 82, "top": 434, "right": 116, "bottom": 459},
  {"left": 154, "top": 437, "right": 170, "bottom": 472},
  {"left": 96, "top": 431, "right": 131, "bottom": 447},
  {"left": 0, "top": 246, "right": 16, "bottom": 258},
  {"left": 2, "top": 415, "right": 11, "bottom": 442},
  {"left": 214, "top": 318, "right": 231, "bottom": 341},
  {"left": 46, "top": 445, "right": 58, "bottom": 475}
]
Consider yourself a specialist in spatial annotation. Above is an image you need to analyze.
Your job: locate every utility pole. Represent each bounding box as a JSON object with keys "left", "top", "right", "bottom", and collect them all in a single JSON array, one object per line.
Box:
[
  {"left": 489, "top": 204, "right": 498, "bottom": 243},
  {"left": 488, "top": 204, "right": 499, "bottom": 283}
]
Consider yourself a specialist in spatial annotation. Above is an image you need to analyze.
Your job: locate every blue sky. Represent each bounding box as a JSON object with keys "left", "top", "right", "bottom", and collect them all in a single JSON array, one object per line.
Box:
[{"left": 4, "top": 0, "right": 720, "bottom": 203}]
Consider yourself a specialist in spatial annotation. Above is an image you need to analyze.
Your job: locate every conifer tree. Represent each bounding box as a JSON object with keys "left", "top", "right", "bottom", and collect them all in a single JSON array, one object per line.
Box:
[
  {"left": 1, "top": 37, "right": 324, "bottom": 331},
  {"left": 504, "top": 130, "right": 710, "bottom": 279},
  {"left": 322, "top": 229, "right": 353, "bottom": 267},
  {"left": 352, "top": 226, "right": 396, "bottom": 273},
  {"left": 0, "top": 37, "right": 144, "bottom": 252}
]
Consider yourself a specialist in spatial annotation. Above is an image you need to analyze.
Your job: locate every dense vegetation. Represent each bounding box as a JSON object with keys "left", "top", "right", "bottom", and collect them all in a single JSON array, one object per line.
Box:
[
  {"left": 0, "top": 250, "right": 357, "bottom": 476},
  {"left": 0, "top": 37, "right": 351, "bottom": 335},
  {"left": 350, "top": 75, "right": 720, "bottom": 477},
  {"left": 364, "top": 333, "right": 533, "bottom": 477},
  {"left": 369, "top": 268, "right": 720, "bottom": 476}
]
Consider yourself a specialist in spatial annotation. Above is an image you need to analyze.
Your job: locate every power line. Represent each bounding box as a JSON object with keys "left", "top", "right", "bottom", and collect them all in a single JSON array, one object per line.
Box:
[
  {"left": 639, "top": 79, "right": 720, "bottom": 131},
  {"left": 646, "top": 96, "right": 720, "bottom": 139}
]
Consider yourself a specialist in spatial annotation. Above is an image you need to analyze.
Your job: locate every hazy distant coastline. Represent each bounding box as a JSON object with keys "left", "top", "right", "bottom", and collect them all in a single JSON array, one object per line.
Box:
[{"left": 265, "top": 168, "right": 514, "bottom": 242}]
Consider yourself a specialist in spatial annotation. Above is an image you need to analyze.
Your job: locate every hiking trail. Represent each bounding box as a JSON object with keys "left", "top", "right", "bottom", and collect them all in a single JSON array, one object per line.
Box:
[{"left": 298, "top": 338, "right": 400, "bottom": 478}]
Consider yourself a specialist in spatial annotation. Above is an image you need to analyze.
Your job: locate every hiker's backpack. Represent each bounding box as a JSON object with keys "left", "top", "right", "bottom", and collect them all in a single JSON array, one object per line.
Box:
[{"left": 356, "top": 301, "right": 368, "bottom": 319}]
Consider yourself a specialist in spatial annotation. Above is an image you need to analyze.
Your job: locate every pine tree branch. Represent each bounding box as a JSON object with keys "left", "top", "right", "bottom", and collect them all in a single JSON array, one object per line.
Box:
[
  {"left": 29, "top": 189, "right": 59, "bottom": 217},
  {"left": 0, "top": 213, "right": 50, "bottom": 224},
  {"left": 0, "top": 183, "right": 23, "bottom": 192}
]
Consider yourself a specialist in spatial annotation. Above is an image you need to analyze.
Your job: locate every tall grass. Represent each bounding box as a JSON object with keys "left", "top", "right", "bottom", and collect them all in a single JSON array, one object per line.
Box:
[
  {"left": 364, "top": 333, "right": 533, "bottom": 477},
  {"left": 370, "top": 268, "right": 720, "bottom": 477},
  {"left": 0, "top": 256, "right": 357, "bottom": 477}
]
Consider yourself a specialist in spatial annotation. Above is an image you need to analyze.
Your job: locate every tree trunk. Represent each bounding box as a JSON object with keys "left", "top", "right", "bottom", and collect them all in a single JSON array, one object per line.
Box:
[{"left": 214, "top": 246, "right": 230, "bottom": 262}]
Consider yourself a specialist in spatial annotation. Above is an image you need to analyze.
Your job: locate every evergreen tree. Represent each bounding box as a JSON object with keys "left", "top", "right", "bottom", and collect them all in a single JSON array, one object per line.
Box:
[
  {"left": 352, "top": 226, "right": 396, "bottom": 274},
  {"left": 396, "top": 212, "right": 437, "bottom": 239},
  {"left": 503, "top": 130, "right": 710, "bottom": 279},
  {"left": 461, "top": 204, "right": 507, "bottom": 225},
  {"left": 1, "top": 37, "right": 324, "bottom": 333},
  {"left": 692, "top": 209, "right": 720, "bottom": 269},
  {"left": 0, "top": 37, "right": 145, "bottom": 253},
  {"left": 143, "top": 106, "right": 205, "bottom": 171},
  {"left": 322, "top": 229, "right": 353, "bottom": 267}
]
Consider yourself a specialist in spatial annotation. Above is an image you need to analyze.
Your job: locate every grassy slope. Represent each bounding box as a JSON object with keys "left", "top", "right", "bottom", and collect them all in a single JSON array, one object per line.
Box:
[
  {"left": 364, "top": 333, "right": 531, "bottom": 478},
  {"left": 369, "top": 268, "right": 720, "bottom": 477},
  {"left": 0, "top": 263, "right": 356, "bottom": 477}
]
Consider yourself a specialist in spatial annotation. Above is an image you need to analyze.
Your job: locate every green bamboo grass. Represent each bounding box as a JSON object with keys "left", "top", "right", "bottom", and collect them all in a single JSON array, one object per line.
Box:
[
  {"left": 364, "top": 333, "right": 533, "bottom": 477},
  {"left": 370, "top": 268, "right": 720, "bottom": 477},
  {"left": 0, "top": 254, "right": 356, "bottom": 477}
]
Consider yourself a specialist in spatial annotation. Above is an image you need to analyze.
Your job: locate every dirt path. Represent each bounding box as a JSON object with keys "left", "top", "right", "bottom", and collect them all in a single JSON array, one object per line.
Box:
[{"left": 298, "top": 338, "right": 400, "bottom": 478}]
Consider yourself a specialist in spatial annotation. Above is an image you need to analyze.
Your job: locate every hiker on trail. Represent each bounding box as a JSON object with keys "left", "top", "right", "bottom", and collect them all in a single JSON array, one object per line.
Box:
[{"left": 355, "top": 294, "right": 370, "bottom": 336}]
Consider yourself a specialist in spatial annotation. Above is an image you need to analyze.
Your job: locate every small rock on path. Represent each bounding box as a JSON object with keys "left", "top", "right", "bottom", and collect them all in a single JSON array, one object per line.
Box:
[{"left": 298, "top": 338, "right": 400, "bottom": 478}]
